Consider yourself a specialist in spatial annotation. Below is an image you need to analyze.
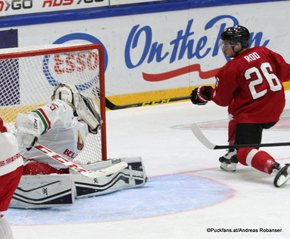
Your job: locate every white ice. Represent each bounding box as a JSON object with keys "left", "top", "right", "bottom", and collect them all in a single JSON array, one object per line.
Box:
[{"left": 10, "top": 93, "right": 290, "bottom": 239}]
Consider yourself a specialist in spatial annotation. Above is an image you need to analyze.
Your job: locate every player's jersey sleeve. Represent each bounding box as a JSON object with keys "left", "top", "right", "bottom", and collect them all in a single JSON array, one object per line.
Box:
[
  {"left": 267, "top": 48, "right": 290, "bottom": 82},
  {"left": 32, "top": 99, "right": 75, "bottom": 135},
  {"left": 211, "top": 62, "right": 241, "bottom": 107},
  {"left": 0, "top": 132, "right": 23, "bottom": 176}
]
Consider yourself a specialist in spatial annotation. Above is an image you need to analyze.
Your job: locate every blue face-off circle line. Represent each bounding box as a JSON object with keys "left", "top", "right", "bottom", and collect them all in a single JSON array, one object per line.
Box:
[{"left": 7, "top": 173, "right": 233, "bottom": 226}]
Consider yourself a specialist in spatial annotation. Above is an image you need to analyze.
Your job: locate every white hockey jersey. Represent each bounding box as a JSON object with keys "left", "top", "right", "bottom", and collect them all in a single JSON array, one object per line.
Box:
[
  {"left": 20, "top": 99, "right": 89, "bottom": 169},
  {"left": 0, "top": 132, "right": 23, "bottom": 176}
]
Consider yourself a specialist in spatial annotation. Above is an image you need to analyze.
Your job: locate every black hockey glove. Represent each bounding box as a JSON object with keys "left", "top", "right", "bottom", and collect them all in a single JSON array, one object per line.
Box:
[{"left": 190, "top": 86, "right": 213, "bottom": 105}]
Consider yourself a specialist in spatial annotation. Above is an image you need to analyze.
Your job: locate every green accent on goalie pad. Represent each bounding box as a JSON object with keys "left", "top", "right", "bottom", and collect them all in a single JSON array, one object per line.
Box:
[{"left": 7, "top": 174, "right": 231, "bottom": 224}]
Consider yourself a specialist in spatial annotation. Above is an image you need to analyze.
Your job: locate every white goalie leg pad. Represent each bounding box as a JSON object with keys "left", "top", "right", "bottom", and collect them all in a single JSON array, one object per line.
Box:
[
  {"left": 72, "top": 157, "right": 147, "bottom": 199},
  {"left": 10, "top": 174, "right": 74, "bottom": 209},
  {"left": 0, "top": 217, "right": 13, "bottom": 239}
]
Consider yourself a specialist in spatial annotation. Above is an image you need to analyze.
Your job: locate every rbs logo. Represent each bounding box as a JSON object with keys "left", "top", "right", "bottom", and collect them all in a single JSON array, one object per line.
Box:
[
  {"left": 42, "top": 0, "right": 104, "bottom": 8},
  {"left": 42, "top": 0, "right": 74, "bottom": 7}
]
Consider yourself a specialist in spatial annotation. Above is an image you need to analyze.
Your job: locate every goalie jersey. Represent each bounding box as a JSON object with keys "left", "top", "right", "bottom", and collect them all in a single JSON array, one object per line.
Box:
[{"left": 19, "top": 99, "right": 89, "bottom": 170}]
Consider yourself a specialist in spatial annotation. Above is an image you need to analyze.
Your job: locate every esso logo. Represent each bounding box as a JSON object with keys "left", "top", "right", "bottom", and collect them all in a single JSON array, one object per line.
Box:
[
  {"left": 43, "top": 33, "right": 108, "bottom": 91},
  {"left": 54, "top": 52, "right": 99, "bottom": 74}
]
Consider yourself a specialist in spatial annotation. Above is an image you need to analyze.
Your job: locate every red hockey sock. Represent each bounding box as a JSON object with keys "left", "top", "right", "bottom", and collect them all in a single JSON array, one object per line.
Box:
[{"left": 237, "top": 148, "right": 276, "bottom": 174}]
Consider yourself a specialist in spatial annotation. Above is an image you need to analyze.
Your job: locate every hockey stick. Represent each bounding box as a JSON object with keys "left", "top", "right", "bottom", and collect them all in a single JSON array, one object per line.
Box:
[
  {"left": 191, "top": 123, "right": 290, "bottom": 150},
  {"left": 105, "top": 96, "right": 191, "bottom": 110},
  {"left": 34, "top": 144, "right": 128, "bottom": 178}
]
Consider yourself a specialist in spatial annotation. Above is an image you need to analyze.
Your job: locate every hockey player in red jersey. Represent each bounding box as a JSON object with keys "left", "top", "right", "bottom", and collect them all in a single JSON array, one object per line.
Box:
[
  {"left": 0, "top": 117, "right": 23, "bottom": 238},
  {"left": 190, "top": 25, "right": 290, "bottom": 187}
]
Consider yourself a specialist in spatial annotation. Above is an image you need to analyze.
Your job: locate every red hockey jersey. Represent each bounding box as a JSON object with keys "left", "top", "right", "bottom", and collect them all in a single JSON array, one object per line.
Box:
[{"left": 212, "top": 46, "right": 290, "bottom": 123}]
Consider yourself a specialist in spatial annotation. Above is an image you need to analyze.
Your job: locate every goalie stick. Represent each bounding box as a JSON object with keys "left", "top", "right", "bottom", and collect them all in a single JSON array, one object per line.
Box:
[
  {"left": 105, "top": 96, "right": 191, "bottom": 110},
  {"left": 34, "top": 144, "right": 128, "bottom": 178},
  {"left": 191, "top": 123, "right": 290, "bottom": 150}
]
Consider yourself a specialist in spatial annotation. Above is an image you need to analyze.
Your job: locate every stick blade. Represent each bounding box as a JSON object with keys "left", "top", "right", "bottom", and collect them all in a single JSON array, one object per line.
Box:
[{"left": 191, "top": 123, "right": 216, "bottom": 150}]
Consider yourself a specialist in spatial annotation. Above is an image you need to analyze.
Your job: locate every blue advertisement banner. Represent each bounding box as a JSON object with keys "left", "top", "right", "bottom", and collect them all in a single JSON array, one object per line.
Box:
[{"left": 0, "top": 0, "right": 287, "bottom": 28}]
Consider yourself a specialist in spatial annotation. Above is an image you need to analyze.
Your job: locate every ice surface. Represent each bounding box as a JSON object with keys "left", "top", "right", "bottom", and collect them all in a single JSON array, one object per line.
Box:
[{"left": 9, "top": 94, "right": 290, "bottom": 239}]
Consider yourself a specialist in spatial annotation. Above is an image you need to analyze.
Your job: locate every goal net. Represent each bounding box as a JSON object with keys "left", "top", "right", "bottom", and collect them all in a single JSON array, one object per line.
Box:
[{"left": 0, "top": 43, "right": 107, "bottom": 164}]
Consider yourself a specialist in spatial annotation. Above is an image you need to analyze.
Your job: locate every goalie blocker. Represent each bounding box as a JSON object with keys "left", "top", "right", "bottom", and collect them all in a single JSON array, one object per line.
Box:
[{"left": 10, "top": 157, "right": 146, "bottom": 208}]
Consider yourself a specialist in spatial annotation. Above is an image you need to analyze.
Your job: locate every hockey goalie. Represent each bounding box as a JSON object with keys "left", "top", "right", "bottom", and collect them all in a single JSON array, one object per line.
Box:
[{"left": 10, "top": 84, "right": 147, "bottom": 208}]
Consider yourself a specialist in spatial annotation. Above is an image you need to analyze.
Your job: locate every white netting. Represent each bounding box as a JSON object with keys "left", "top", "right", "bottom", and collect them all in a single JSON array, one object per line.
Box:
[{"left": 0, "top": 44, "right": 106, "bottom": 164}]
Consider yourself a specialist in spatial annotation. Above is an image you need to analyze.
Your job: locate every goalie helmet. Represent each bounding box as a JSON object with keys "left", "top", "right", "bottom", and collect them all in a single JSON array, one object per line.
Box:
[
  {"left": 221, "top": 25, "right": 250, "bottom": 49},
  {"left": 51, "top": 83, "right": 81, "bottom": 112},
  {"left": 51, "top": 84, "right": 101, "bottom": 134}
]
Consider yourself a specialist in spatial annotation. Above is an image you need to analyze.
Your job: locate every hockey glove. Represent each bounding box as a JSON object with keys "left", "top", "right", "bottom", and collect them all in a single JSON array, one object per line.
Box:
[
  {"left": 190, "top": 86, "right": 213, "bottom": 105},
  {"left": 17, "top": 132, "right": 38, "bottom": 151},
  {"left": 15, "top": 113, "right": 41, "bottom": 150}
]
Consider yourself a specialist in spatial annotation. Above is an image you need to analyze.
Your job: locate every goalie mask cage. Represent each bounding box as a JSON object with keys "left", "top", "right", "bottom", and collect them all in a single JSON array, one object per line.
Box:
[{"left": 0, "top": 43, "right": 107, "bottom": 163}]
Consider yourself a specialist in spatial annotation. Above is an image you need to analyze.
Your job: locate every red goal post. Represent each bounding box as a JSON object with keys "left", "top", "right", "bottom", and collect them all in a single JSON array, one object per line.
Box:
[{"left": 0, "top": 43, "right": 107, "bottom": 163}]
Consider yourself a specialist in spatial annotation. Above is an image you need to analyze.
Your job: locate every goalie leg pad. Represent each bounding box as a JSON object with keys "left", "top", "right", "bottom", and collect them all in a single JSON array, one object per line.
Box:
[
  {"left": 73, "top": 157, "right": 147, "bottom": 199},
  {"left": 10, "top": 174, "right": 74, "bottom": 209}
]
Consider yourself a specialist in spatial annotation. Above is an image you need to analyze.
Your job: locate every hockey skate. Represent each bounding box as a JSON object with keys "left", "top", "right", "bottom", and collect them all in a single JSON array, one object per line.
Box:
[
  {"left": 219, "top": 149, "right": 238, "bottom": 172},
  {"left": 273, "top": 164, "right": 290, "bottom": 188}
]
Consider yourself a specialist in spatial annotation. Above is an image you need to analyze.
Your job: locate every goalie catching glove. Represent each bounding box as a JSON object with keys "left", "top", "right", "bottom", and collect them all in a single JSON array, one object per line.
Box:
[
  {"left": 76, "top": 95, "right": 101, "bottom": 134},
  {"left": 190, "top": 86, "right": 213, "bottom": 105}
]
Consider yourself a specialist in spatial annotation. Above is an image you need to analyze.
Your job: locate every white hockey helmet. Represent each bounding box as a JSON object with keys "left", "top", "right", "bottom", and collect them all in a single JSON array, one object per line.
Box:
[{"left": 51, "top": 83, "right": 81, "bottom": 111}]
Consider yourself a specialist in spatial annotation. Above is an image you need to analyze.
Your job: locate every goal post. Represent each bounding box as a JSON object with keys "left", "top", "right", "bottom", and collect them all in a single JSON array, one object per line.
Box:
[{"left": 0, "top": 43, "right": 107, "bottom": 163}]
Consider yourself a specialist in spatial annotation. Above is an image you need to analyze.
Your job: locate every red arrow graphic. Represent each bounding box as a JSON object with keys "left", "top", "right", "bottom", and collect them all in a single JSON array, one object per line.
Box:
[{"left": 142, "top": 63, "right": 221, "bottom": 82}]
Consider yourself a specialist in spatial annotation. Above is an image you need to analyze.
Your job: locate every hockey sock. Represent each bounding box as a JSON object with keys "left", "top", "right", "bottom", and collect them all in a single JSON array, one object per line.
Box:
[{"left": 237, "top": 148, "right": 276, "bottom": 174}]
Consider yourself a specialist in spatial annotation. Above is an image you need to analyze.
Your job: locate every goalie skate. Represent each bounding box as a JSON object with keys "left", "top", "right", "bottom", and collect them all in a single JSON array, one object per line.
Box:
[{"left": 273, "top": 164, "right": 290, "bottom": 188}]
